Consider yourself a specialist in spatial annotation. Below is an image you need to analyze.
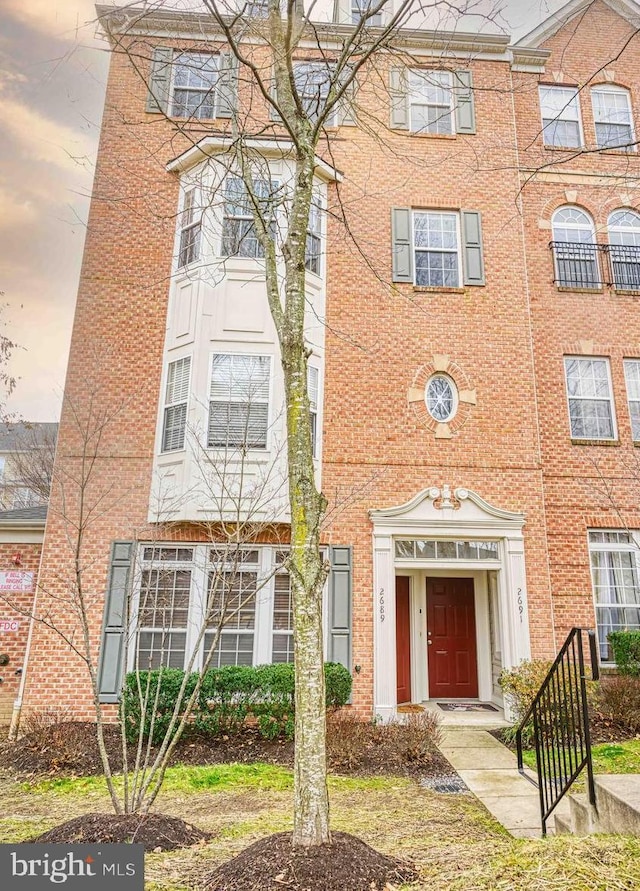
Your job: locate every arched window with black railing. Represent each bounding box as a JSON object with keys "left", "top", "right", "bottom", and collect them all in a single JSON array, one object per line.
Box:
[
  {"left": 551, "top": 206, "right": 601, "bottom": 289},
  {"left": 607, "top": 209, "right": 640, "bottom": 292}
]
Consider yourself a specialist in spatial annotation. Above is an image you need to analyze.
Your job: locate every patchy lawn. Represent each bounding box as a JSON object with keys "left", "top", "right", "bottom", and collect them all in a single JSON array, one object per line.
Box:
[
  {"left": 3, "top": 763, "right": 640, "bottom": 890},
  {"left": 521, "top": 739, "right": 640, "bottom": 776}
]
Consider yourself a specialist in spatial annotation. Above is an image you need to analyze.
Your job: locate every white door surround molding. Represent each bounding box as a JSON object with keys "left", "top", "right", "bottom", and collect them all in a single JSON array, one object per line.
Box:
[{"left": 370, "top": 486, "right": 531, "bottom": 721}]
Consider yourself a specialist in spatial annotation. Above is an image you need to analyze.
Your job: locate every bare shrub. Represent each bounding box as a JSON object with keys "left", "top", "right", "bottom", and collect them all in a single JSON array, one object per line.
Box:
[{"left": 595, "top": 675, "right": 640, "bottom": 733}]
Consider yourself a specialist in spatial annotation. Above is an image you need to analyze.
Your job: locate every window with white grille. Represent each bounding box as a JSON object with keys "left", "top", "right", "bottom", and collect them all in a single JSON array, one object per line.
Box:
[
  {"left": 539, "top": 85, "right": 582, "bottom": 147},
  {"left": 178, "top": 189, "right": 201, "bottom": 268},
  {"left": 272, "top": 553, "right": 294, "bottom": 662},
  {"left": 172, "top": 52, "right": 218, "bottom": 119},
  {"left": 308, "top": 365, "right": 319, "bottom": 458},
  {"left": 220, "top": 176, "right": 277, "bottom": 259},
  {"left": 564, "top": 357, "right": 616, "bottom": 440},
  {"left": 204, "top": 548, "right": 258, "bottom": 667},
  {"left": 351, "top": 0, "right": 382, "bottom": 25},
  {"left": 589, "top": 530, "right": 640, "bottom": 662},
  {"left": 409, "top": 70, "right": 453, "bottom": 135},
  {"left": 305, "top": 198, "right": 323, "bottom": 274},
  {"left": 592, "top": 86, "right": 635, "bottom": 151},
  {"left": 136, "top": 563, "right": 192, "bottom": 669},
  {"left": 208, "top": 354, "right": 270, "bottom": 449},
  {"left": 162, "top": 357, "right": 191, "bottom": 452},
  {"left": 624, "top": 359, "right": 640, "bottom": 440},
  {"left": 413, "top": 211, "right": 461, "bottom": 287}
]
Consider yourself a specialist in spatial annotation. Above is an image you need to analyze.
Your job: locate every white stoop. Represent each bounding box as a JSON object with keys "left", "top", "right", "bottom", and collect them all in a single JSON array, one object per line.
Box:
[{"left": 555, "top": 775, "right": 640, "bottom": 836}]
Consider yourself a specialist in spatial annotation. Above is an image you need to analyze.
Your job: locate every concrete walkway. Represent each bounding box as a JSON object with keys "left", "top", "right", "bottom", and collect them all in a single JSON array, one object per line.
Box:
[{"left": 438, "top": 729, "right": 570, "bottom": 838}]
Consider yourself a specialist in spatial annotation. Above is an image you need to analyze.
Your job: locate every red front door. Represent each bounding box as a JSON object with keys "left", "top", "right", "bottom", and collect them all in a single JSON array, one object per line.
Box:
[
  {"left": 395, "top": 576, "right": 412, "bottom": 704},
  {"left": 427, "top": 577, "right": 478, "bottom": 699}
]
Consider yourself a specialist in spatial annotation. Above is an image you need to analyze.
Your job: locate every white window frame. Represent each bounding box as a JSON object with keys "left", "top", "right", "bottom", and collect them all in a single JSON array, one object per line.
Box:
[
  {"left": 624, "top": 359, "right": 640, "bottom": 441},
  {"left": 591, "top": 85, "right": 635, "bottom": 152},
  {"left": 564, "top": 356, "right": 617, "bottom": 441},
  {"left": 608, "top": 209, "right": 640, "bottom": 291},
  {"left": 129, "top": 544, "right": 307, "bottom": 671},
  {"left": 308, "top": 363, "right": 320, "bottom": 458},
  {"left": 161, "top": 356, "right": 191, "bottom": 453},
  {"left": 588, "top": 530, "right": 640, "bottom": 664},
  {"left": 207, "top": 352, "right": 272, "bottom": 452},
  {"left": 425, "top": 373, "right": 458, "bottom": 423},
  {"left": 412, "top": 210, "right": 462, "bottom": 288},
  {"left": 351, "top": 0, "right": 383, "bottom": 25},
  {"left": 551, "top": 206, "right": 599, "bottom": 288},
  {"left": 305, "top": 193, "right": 324, "bottom": 276},
  {"left": 539, "top": 85, "right": 583, "bottom": 148},
  {"left": 170, "top": 51, "right": 219, "bottom": 120},
  {"left": 177, "top": 188, "right": 202, "bottom": 269},
  {"left": 219, "top": 175, "right": 278, "bottom": 260},
  {"left": 293, "top": 61, "right": 343, "bottom": 126},
  {"left": 408, "top": 69, "right": 454, "bottom": 135}
]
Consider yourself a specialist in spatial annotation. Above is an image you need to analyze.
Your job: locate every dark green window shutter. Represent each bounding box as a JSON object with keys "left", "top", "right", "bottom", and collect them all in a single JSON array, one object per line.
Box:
[
  {"left": 389, "top": 67, "right": 409, "bottom": 129},
  {"left": 461, "top": 210, "right": 485, "bottom": 286},
  {"left": 328, "top": 546, "right": 352, "bottom": 671},
  {"left": 216, "top": 51, "right": 237, "bottom": 119},
  {"left": 98, "top": 541, "right": 133, "bottom": 703},
  {"left": 391, "top": 208, "right": 413, "bottom": 283},
  {"left": 454, "top": 69, "right": 475, "bottom": 134},
  {"left": 146, "top": 47, "right": 173, "bottom": 114}
]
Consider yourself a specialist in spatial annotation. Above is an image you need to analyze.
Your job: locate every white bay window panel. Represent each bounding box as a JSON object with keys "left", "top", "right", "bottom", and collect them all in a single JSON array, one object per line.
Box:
[
  {"left": 564, "top": 357, "right": 616, "bottom": 440},
  {"left": 208, "top": 354, "right": 271, "bottom": 450},
  {"left": 592, "top": 87, "right": 635, "bottom": 151},
  {"left": 539, "top": 85, "right": 582, "bottom": 148},
  {"left": 178, "top": 189, "right": 201, "bottom": 268},
  {"left": 272, "top": 557, "right": 294, "bottom": 663},
  {"left": 305, "top": 197, "right": 323, "bottom": 274},
  {"left": 162, "top": 356, "right": 191, "bottom": 452},
  {"left": 589, "top": 531, "right": 640, "bottom": 662},
  {"left": 172, "top": 52, "right": 218, "bottom": 119},
  {"left": 308, "top": 365, "right": 319, "bottom": 458},
  {"left": 624, "top": 359, "right": 640, "bottom": 440}
]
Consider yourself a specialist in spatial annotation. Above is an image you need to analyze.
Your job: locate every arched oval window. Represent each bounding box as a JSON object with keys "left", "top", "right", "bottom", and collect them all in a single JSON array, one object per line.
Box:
[
  {"left": 608, "top": 209, "right": 640, "bottom": 290},
  {"left": 425, "top": 374, "right": 458, "bottom": 423},
  {"left": 552, "top": 206, "right": 599, "bottom": 289}
]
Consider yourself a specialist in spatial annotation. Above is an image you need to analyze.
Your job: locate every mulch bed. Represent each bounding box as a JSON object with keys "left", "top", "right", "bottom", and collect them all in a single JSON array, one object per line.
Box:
[
  {"left": 206, "top": 831, "right": 418, "bottom": 891},
  {"left": 31, "top": 812, "right": 210, "bottom": 852},
  {"left": 0, "top": 720, "right": 453, "bottom": 781},
  {"left": 493, "top": 714, "right": 640, "bottom": 751}
]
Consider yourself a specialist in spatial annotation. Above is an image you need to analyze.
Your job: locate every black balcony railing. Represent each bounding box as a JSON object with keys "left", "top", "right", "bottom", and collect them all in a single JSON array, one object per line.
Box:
[
  {"left": 550, "top": 241, "right": 640, "bottom": 293},
  {"left": 516, "top": 627, "right": 600, "bottom": 837}
]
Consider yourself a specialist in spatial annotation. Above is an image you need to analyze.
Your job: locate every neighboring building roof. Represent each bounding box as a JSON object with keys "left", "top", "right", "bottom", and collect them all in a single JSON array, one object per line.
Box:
[
  {"left": 0, "top": 506, "right": 48, "bottom": 524},
  {"left": 516, "top": 0, "right": 640, "bottom": 48},
  {"left": 0, "top": 422, "right": 58, "bottom": 453}
]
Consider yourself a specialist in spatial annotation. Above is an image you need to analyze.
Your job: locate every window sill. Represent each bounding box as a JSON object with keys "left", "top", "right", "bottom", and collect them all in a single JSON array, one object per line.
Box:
[
  {"left": 556, "top": 286, "right": 604, "bottom": 294},
  {"left": 570, "top": 438, "right": 620, "bottom": 446},
  {"left": 413, "top": 286, "right": 466, "bottom": 294},
  {"left": 544, "top": 144, "right": 584, "bottom": 152},
  {"left": 613, "top": 287, "right": 640, "bottom": 296},
  {"left": 408, "top": 131, "right": 457, "bottom": 140}
]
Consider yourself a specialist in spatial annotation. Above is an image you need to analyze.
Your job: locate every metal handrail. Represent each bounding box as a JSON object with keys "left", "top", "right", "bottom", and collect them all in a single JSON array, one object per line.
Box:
[
  {"left": 515, "top": 627, "right": 600, "bottom": 836},
  {"left": 550, "top": 241, "right": 640, "bottom": 293}
]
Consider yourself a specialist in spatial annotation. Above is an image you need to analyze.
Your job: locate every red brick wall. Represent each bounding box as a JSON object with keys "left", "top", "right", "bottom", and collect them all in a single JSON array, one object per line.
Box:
[
  {"left": 0, "top": 543, "right": 40, "bottom": 725},
  {"left": 21, "top": 3, "right": 640, "bottom": 720}
]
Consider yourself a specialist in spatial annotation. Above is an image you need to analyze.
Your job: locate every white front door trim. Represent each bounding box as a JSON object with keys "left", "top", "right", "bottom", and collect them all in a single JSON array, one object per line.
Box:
[{"left": 370, "top": 486, "right": 531, "bottom": 721}]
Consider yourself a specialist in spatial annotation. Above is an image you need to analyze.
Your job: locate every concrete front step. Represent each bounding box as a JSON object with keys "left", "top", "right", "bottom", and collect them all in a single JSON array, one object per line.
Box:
[{"left": 554, "top": 775, "right": 640, "bottom": 836}]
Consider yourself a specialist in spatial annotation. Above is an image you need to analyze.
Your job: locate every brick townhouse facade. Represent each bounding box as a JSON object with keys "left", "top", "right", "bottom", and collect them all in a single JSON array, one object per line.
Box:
[{"left": 10, "top": 0, "right": 640, "bottom": 729}]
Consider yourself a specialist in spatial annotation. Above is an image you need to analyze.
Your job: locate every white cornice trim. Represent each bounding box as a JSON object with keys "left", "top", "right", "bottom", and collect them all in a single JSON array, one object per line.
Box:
[{"left": 166, "top": 135, "right": 343, "bottom": 181}]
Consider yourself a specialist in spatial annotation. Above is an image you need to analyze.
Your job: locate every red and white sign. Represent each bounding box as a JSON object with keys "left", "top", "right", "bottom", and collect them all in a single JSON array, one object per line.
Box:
[
  {"left": 0, "top": 619, "right": 19, "bottom": 632},
  {"left": 0, "top": 571, "right": 34, "bottom": 593}
]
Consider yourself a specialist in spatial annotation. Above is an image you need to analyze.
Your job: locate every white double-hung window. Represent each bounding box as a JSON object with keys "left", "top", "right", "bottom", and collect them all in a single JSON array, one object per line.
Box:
[
  {"left": 539, "top": 85, "right": 582, "bottom": 148},
  {"left": 592, "top": 86, "right": 635, "bottom": 151},
  {"left": 589, "top": 531, "right": 640, "bottom": 662},
  {"left": 208, "top": 353, "right": 271, "bottom": 450},
  {"left": 564, "top": 356, "right": 616, "bottom": 440},
  {"left": 409, "top": 70, "right": 454, "bottom": 135},
  {"left": 162, "top": 357, "right": 191, "bottom": 452},
  {"left": 220, "top": 176, "right": 277, "bottom": 259},
  {"left": 178, "top": 189, "right": 201, "bottom": 268},
  {"left": 171, "top": 52, "right": 218, "bottom": 119},
  {"left": 624, "top": 359, "right": 640, "bottom": 440},
  {"left": 413, "top": 211, "right": 461, "bottom": 287}
]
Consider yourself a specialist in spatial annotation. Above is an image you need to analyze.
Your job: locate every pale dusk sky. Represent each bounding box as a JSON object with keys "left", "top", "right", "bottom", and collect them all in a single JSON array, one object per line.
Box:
[{"left": 0, "top": 0, "right": 567, "bottom": 421}]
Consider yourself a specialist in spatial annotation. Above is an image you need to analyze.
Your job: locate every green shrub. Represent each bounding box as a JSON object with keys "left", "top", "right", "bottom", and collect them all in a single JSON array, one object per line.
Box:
[
  {"left": 498, "top": 659, "right": 553, "bottom": 722},
  {"left": 121, "top": 668, "right": 196, "bottom": 745},
  {"left": 122, "top": 661, "right": 352, "bottom": 744},
  {"left": 608, "top": 631, "right": 640, "bottom": 677}
]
